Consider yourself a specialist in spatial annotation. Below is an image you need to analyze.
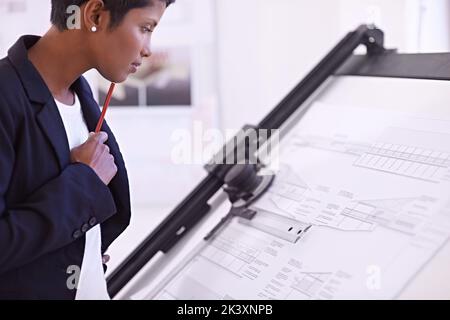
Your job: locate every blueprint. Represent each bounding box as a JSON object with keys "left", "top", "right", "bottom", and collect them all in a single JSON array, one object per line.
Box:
[{"left": 145, "top": 102, "right": 450, "bottom": 300}]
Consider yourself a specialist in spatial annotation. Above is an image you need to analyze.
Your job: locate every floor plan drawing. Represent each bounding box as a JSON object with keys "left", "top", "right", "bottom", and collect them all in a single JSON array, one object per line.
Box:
[{"left": 145, "top": 102, "right": 450, "bottom": 300}]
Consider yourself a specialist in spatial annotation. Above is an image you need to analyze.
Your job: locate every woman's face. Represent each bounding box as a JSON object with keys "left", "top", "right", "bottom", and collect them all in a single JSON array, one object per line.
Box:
[{"left": 90, "top": 2, "right": 167, "bottom": 83}]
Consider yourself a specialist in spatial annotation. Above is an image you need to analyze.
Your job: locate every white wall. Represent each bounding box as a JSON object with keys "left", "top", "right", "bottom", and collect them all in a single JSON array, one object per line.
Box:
[
  {"left": 0, "top": 0, "right": 51, "bottom": 56},
  {"left": 417, "top": 0, "right": 450, "bottom": 52},
  {"left": 215, "top": 0, "right": 450, "bottom": 132},
  {"left": 215, "top": 0, "right": 341, "bottom": 130},
  {"left": 338, "top": 0, "right": 450, "bottom": 52}
]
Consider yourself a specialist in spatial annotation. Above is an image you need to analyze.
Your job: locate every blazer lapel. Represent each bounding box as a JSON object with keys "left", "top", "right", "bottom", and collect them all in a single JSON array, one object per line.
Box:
[
  {"left": 72, "top": 78, "right": 101, "bottom": 133},
  {"left": 35, "top": 100, "right": 71, "bottom": 169},
  {"left": 7, "top": 35, "right": 71, "bottom": 170}
]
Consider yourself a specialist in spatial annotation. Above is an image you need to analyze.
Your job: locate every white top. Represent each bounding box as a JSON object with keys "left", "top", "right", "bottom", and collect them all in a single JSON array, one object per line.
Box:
[{"left": 54, "top": 93, "right": 110, "bottom": 300}]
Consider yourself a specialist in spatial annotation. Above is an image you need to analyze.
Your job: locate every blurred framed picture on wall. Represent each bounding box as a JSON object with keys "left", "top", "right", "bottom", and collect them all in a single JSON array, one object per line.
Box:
[{"left": 98, "top": 47, "right": 192, "bottom": 107}]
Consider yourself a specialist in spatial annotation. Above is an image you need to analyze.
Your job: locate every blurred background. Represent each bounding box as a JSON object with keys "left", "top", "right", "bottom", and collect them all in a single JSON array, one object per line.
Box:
[{"left": 1, "top": 0, "right": 449, "bottom": 272}]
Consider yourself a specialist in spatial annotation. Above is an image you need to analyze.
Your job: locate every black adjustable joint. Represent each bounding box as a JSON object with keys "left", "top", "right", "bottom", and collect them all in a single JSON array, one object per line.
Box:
[
  {"left": 361, "top": 24, "right": 385, "bottom": 55},
  {"left": 222, "top": 164, "right": 263, "bottom": 203}
]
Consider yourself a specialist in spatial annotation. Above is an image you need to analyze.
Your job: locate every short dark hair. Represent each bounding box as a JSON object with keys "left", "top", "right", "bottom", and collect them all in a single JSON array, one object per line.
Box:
[{"left": 51, "top": 0, "right": 175, "bottom": 31}]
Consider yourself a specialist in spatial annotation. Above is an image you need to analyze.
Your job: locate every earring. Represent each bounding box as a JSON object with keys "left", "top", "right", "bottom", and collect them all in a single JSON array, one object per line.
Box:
[{"left": 91, "top": 26, "right": 97, "bottom": 32}]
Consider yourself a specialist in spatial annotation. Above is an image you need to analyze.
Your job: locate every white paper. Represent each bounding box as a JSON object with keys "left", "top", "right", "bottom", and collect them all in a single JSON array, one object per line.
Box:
[{"left": 147, "top": 102, "right": 450, "bottom": 300}]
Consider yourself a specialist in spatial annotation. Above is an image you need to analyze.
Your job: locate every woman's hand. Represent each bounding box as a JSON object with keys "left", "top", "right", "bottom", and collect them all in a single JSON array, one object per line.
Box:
[{"left": 70, "top": 132, "right": 118, "bottom": 185}]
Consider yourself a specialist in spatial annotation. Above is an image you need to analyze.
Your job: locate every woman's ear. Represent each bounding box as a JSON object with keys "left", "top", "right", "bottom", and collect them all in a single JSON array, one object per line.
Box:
[{"left": 83, "top": 0, "right": 108, "bottom": 32}]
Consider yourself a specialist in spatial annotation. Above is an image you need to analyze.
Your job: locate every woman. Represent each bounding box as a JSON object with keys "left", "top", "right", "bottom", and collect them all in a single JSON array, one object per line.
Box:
[{"left": 0, "top": 0, "right": 173, "bottom": 299}]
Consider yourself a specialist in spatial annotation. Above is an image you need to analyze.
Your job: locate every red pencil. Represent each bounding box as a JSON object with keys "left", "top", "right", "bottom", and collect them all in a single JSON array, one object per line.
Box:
[{"left": 95, "top": 82, "right": 116, "bottom": 133}]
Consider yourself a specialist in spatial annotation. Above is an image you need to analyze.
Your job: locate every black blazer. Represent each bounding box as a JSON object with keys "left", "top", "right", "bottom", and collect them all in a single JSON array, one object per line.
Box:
[{"left": 0, "top": 35, "right": 131, "bottom": 299}]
